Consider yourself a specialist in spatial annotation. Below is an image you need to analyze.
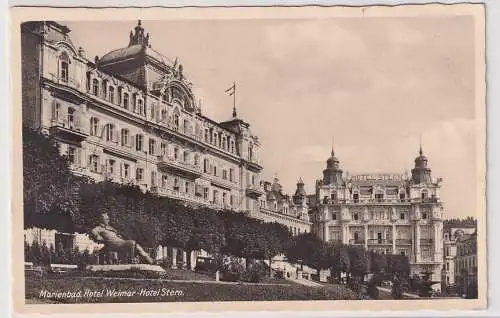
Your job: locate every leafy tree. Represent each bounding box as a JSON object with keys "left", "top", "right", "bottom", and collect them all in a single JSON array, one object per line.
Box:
[
  {"left": 330, "top": 243, "right": 351, "bottom": 281},
  {"left": 387, "top": 254, "right": 410, "bottom": 277},
  {"left": 23, "top": 126, "right": 87, "bottom": 232},
  {"left": 347, "top": 246, "right": 368, "bottom": 279}
]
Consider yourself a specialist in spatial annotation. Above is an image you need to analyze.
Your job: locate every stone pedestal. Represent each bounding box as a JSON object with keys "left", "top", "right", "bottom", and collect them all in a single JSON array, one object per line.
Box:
[
  {"left": 182, "top": 250, "right": 187, "bottom": 269},
  {"left": 171, "top": 247, "right": 178, "bottom": 269},
  {"left": 86, "top": 264, "right": 166, "bottom": 273}
]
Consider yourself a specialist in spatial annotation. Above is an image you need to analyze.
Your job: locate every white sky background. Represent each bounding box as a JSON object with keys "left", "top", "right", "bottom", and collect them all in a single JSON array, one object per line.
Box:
[{"left": 63, "top": 16, "right": 477, "bottom": 219}]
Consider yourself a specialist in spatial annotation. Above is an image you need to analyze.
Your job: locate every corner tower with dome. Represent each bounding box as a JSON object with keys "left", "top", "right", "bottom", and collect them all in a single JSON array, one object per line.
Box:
[
  {"left": 309, "top": 144, "right": 444, "bottom": 288},
  {"left": 20, "top": 20, "right": 264, "bottom": 217}
]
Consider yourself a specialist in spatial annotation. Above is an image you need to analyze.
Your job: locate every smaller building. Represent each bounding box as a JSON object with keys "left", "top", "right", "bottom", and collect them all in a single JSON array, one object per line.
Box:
[
  {"left": 454, "top": 230, "right": 478, "bottom": 296},
  {"left": 248, "top": 177, "right": 311, "bottom": 235},
  {"left": 441, "top": 224, "right": 477, "bottom": 287}
]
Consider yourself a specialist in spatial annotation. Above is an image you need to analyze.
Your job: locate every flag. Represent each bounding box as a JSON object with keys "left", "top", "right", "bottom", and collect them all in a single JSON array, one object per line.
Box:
[{"left": 225, "top": 83, "right": 235, "bottom": 96}]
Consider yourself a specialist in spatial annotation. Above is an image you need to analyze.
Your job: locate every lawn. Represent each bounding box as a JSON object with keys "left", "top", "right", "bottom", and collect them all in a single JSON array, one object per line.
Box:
[{"left": 25, "top": 274, "right": 359, "bottom": 303}]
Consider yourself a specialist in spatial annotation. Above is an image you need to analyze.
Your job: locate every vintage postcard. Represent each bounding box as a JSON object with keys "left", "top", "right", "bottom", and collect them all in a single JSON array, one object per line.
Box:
[{"left": 10, "top": 3, "right": 486, "bottom": 315}]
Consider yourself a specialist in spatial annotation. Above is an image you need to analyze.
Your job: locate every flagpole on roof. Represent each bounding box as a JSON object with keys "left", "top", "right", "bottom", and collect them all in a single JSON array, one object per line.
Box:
[{"left": 233, "top": 82, "right": 237, "bottom": 118}]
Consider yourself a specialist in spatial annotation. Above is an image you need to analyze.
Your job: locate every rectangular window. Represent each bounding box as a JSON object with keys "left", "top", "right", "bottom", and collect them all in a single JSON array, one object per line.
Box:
[
  {"left": 222, "top": 170, "right": 227, "bottom": 180},
  {"left": 185, "top": 181, "right": 189, "bottom": 193},
  {"left": 67, "top": 146, "right": 76, "bottom": 164},
  {"left": 213, "top": 190, "right": 218, "bottom": 204},
  {"left": 136, "top": 168, "right": 143, "bottom": 181},
  {"left": 151, "top": 171, "right": 157, "bottom": 187},
  {"left": 162, "top": 174, "right": 168, "bottom": 187},
  {"left": 174, "top": 148, "right": 179, "bottom": 160},
  {"left": 229, "top": 169, "right": 234, "bottom": 182},
  {"left": 203, "top": 187, "right": 209, "bottom": 200},
  {"left": 149, "top": 139, "right": 156, "bottom": 155},
  {"left": 135, "top": 135, "right": 143, "bottom": 151},
  {"left": 107, "top": 159, "right": 115, "bottom": 175},
  {"left": 89, "top": 155, "right": 99, "bottom": 173},
  {"left": 123, "top": 164, "right": 129, "bottom": 178},
  {"left": 121, "top": 129, "right": 129, "bottom": 146},
  {"left": 353, "top": 213, "right": 359, "bottom": 221},
  {"left": 400, "top": 213, "right": 405, "bottom": 220}
]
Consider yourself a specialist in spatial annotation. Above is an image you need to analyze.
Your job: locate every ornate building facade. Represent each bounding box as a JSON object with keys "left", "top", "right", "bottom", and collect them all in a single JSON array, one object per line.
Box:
[
  {"left": 310, "top": 147, "right": 444, "bottom": 284},
  {"left": 21, "top": 20, "right": 264, "bottom": 215},
  {"left": 249, "top": 177, "right": 311, "bottom": 234}
]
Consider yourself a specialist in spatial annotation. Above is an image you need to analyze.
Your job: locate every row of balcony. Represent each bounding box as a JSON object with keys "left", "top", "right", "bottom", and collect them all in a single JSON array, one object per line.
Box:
[
  {"left": 149, "top": 186, "right": 232, "bottom": 210},
  {"left": 47, "top": 75, "right": 262, "bottom": 165},
  {"left": 322, "top": 198, "right": 440, "bottom": 205},
  {"left": 347, "top": 238, "right": 432, "bottom": 245}
]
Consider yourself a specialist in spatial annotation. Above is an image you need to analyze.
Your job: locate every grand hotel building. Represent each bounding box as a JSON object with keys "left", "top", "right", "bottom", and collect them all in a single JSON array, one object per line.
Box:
[
  {"left": 21, "top": 20, "right": 311, "bottom": 246},
  {"left": 310, "top": 148, "right": 444, "bottom": 284}
]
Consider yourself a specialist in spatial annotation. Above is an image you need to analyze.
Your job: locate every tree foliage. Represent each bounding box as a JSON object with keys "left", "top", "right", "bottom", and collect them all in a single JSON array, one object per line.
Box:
[{"left": 23, "top": 126, "right": 87, "bottom": 231}]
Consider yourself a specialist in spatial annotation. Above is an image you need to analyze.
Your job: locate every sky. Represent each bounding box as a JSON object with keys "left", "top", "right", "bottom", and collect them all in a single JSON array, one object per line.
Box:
[{"left": 62, "top": 15, "right": 479, "bottom": 219}]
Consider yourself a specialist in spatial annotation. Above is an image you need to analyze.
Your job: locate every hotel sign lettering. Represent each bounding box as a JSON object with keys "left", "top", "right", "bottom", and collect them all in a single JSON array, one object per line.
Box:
[{"left": 351, "top": 174, "right": 405, "bottom": 181}]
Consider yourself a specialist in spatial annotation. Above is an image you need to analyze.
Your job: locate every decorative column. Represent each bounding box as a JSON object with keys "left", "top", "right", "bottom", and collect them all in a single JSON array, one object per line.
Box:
[
  {"left": 364, "top": 224, "right": 368, "bottom": 249},
  {"left": 182, "top": 250, "right": 188, "bottom": 269},
  {"left": 162, "top": 245, "right": 168, "bottom": 260},
  {"left": 171, "top": 247, "right": 178, "bottom": 269},
  {"left": 190, "top": 251, "right": 197, "bottom": 270},
  {"left": 342, "top": 224, "right": 348, "bottom": 244},
  {"left": 415, "top": 223, "right": 421, "bottom": 263},
  {"left": 392, "top": 224, "right": 397, "bottom": 254}
]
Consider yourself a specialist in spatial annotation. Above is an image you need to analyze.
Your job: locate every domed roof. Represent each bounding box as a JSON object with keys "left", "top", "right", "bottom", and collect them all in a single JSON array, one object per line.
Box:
[
  {"left": 99, "top": 44, "right": 175, "bottom": 67},
  {"left": 99, "top": 20, "right": 175, "bottom": 68}
]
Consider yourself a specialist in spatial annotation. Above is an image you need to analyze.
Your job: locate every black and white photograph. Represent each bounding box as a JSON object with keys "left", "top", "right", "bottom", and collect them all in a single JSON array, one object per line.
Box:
[{"left": 10, "top": 3, "right": 486, "bottom": 314}]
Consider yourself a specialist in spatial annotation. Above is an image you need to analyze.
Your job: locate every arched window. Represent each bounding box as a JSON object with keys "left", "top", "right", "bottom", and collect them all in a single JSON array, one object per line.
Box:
[
  {"left": 59, "top": 52, "right": 70, "bottom": 83},
  {"left": 67, "top": 107, "right": 75, "bottom": 128},
  {"left": 123, "top": 93, "right": 129, "bottom": 110},
  {"left": 92, "top": 79, "right": 99, "bottom": 96},
  {"left": 90, "top": 117, "right": 99, "bottom": 136},
  {"left": 248, "top": 143, "right": 253, "bottom": 161},
  {"left": 173, "top": 113, "right": 179, "bottom": 131},
  {"left": 105, "top": 123, "right": 115, "bottom": 142},
  {"left": 108, "top": 86, "right": 115, "bottom": 103},
  {"left": 117, "top": 87, "right": 122, "bottom": 105}
]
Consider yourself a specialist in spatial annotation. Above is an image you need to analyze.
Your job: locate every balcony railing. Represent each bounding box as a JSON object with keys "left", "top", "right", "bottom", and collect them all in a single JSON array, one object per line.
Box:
[
  {"left": 246, "top": 184, "right": 265, "bottom": 197},
  {"left": 420, "top": 239, "right": 433, "bottom": 245},
  {"left": 48, "top": 73, "right": 81, "bottom": 90},
  {"left": 367, "top": 239, "right": 392, "bottom": 245},
  {"left": 396, "top": 239, "right": 412, "bottom": 245},
  {"left": 349, "top": 239, "right": 364, "bottom": 245},
  {"left": 157, "top": 155, "right": 202, "bottom": 178},
  {"left": 49, "top": 119, "right": 88, "bottom": 140},
  {"left": 150, "top": 186, "right": 222, "bottom": 209}
]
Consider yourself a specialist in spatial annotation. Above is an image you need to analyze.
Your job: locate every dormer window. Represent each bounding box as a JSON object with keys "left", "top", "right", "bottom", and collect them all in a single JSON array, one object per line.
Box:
[
  {"left": 375, "top": 191, "right": 384, "bottom": 202},
  {"left": 421, "top": 190, "right": 429, "bottom": 200},
  {"left": 399, "top": 192, "right": 406, "bottom": 201},
  {"left": 92, "top": 79, "right": 99, "bottom": 96},
  {"left": 123, "top": 93, "right": 129, "bottom": 110}
]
